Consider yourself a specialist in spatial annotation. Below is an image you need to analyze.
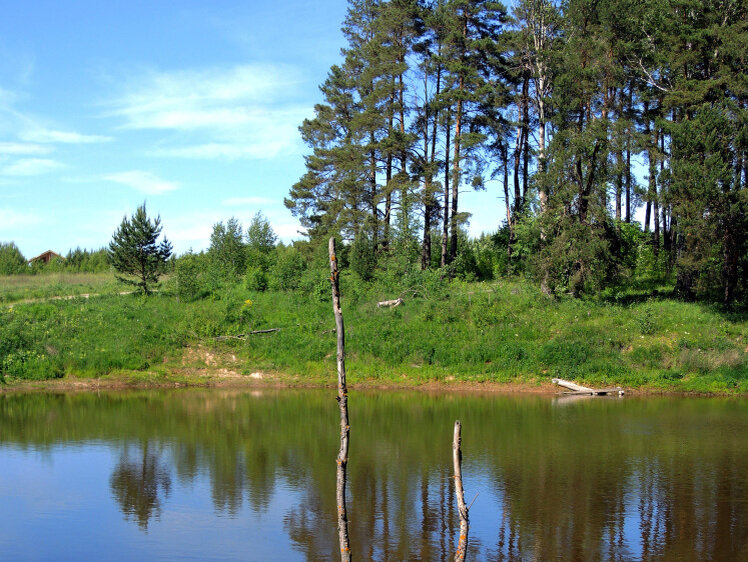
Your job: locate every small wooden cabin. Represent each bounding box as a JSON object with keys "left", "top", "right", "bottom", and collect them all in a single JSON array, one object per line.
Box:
[{"left": 28, "top": 250, "right": 63, "bottom": 265}]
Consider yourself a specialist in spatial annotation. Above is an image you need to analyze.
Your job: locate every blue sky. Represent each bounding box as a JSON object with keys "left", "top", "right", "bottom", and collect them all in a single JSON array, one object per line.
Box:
[{"left": 0, "top": 0, "right": 515, "bottom": 258}]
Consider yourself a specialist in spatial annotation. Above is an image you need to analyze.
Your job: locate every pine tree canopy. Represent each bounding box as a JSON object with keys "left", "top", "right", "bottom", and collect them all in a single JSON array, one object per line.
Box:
[{"left": 107, "top": 203, "right": 173, "bottom": 295}]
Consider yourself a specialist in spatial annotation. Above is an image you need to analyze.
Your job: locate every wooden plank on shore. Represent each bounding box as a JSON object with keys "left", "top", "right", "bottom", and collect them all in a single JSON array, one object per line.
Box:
[
  {"left": 552, "top": 378, "right": 595, "bottom": 392},
  {"left": 553, "top": 378, "right": 624, "bottom": 396}
]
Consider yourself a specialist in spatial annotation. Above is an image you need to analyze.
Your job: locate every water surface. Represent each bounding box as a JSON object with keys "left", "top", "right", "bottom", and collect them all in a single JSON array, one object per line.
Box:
[{"left": 0, "top": 389, "right": 745, "bottom": 560}]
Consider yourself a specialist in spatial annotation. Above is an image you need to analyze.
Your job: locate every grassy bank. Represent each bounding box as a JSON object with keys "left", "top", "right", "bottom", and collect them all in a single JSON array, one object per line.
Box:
[
  {"left": 0, "top": 272, "right": 123, "bottom": 304},
  {"left": 1, "top": 275, "right": 745, "bottom": 393}
]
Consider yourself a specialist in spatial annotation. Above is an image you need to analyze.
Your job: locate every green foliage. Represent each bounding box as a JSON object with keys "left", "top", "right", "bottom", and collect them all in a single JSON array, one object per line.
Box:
[
  {"left": 349, "top": 231, "right": 376, "bottom": 281},
  {"left": 0, "top": 242, "right": 27, "bottom": 275},
  {"left": 269, "top": 245, "right": 306, "bottom": 291},
  {"left": 245, "top": 266, "right": 269, "bottom": 292},
  {"left": 246, "top": 212, "right": 277, "bottom": 255},
  {"left": 108, "top": 204, "right": 173, "bottom": 295},
  {"left": 208, "top": 217, "right": 246, "bottom": 280},
  {"left": 667, "top": 103, "right": 747, "bottom": 303},
  {"left": 174, "top": 252, "right": 209, "bottom": 302},
  {"left": 64, "top": 247, "right": 110, "bottom": 273}
]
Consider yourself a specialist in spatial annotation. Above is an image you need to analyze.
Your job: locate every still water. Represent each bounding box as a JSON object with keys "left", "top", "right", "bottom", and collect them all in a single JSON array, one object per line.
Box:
[{"left": 0, "top": 389, "right": 745, "bottom": 560}]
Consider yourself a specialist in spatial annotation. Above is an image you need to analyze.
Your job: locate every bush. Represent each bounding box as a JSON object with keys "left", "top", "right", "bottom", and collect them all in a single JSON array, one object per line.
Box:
[
  {"left": 175, "top": 252, "right": 209, "bottom": 302},
  {"left": 269, "top": 246, "right": 306, "bottom": 291},
  {"left": 245, "top": 266, "right": 269, "bottom": 292},
  {"left": 0, "top": 242, "right": 27, "bottom": 275}
]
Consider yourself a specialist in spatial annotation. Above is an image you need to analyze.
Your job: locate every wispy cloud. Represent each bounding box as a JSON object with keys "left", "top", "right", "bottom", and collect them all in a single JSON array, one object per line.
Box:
[
  {"left": 0, "top": 86, "right": 111, "bottom": 149},
  {"left": 2, "top": 158, "right": 63, "bottom": 176},
  {"left": 221, "top": 196, "right": 275, "bottom": 206},
  {"left": 0, "top": 142, "right": 52, "bottom": 155},
  {"left": 21, "top": 128, "right": 112, "bottom": 144},
  {"left": 0, "top": 207, "right": 42, "bottom": 229},
  {"left": 103, "top": 170, "right": 179, "bottom": 195},
  {"left": 107, "top": 64, "right": 308, "bottom": 160}
]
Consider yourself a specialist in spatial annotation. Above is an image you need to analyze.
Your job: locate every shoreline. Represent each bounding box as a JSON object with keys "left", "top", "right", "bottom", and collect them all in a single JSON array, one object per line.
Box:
[{"left": 1, "top": 371, "right": 740, "bottom": 396}]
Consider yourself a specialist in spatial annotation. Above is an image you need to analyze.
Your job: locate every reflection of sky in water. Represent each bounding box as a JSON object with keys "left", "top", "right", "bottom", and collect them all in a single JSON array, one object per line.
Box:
[
  {"left": 0, "top": 444, "right": 304, "bottom": 561},
  {"left": 0, "top": 392, "right": 745, "bottom": 560}
]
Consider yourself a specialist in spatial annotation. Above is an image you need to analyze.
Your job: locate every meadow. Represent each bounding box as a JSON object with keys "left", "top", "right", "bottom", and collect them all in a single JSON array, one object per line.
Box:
[
  {"left": 1, "top": 272, "right": 745, "bottom": 393},
  {"left": 0, "top": 272, "right": 123, "bottom": 304}
]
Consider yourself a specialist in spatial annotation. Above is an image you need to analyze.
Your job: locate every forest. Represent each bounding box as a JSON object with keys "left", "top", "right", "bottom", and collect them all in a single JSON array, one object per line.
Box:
[{"left": 286, "top": 0, "right": 746, "bottom": 304}]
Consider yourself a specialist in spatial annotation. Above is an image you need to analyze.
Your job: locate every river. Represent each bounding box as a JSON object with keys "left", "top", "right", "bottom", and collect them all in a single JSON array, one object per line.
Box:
[{"left": 0, "top": 389, "right": 745, "bottom": 560}]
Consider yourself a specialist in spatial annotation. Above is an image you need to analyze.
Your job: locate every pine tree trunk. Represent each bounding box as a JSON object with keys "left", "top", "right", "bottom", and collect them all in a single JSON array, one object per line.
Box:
[
  {"left": 521, "top": 73, "right": 530, "bottom": 202},
  {"left": 513, "top": 120, "right": 523, "bottom": 215},
  {"left": 503, "top": 144, "right": 512, "bottom": 259},
  {"left": 625, "top": 84, "right": 632, "bottom": 223},
  {"left": 422, "top": 60, "right": 442, "bottom": 270},
  {"left": 441, "top": 113, "right": 451, "bottom": 268},
  {"left": 652, "top": 122, "right": 660, "bottom": 256},
  {"left": 370, "top": 145, "right": 378, "bottom": 252},
  {"left": 450, "top": 89, "right": 463, "bottom": 263}
]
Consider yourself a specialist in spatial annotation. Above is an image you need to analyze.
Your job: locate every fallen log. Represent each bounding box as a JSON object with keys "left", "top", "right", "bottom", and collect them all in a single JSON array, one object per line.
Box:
[
  {"left": 377, "top": 297, "right": 403, "bottom": 308},
  {"left": 552, "top": 378, "right": 624, "bottom": 396}
]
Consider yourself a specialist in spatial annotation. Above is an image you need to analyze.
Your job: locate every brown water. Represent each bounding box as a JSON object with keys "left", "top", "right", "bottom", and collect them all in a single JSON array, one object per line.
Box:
[{"left": 0, "top": 389, "right": 745, "bottom": 560}]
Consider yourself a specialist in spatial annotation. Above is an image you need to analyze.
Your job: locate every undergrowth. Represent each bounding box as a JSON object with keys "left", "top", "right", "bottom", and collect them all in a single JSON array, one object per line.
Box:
[{"left": 1, "top": 274, "right": 746, "bottom": 393}]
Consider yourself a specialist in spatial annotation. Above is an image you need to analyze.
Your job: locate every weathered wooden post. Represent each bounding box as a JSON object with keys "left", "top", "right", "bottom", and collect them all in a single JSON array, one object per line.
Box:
[
  {"left": 329, "top": 237, "right": 351, "bottom": 561},
  {"left": 453, "top": 420, "right": 469, "bottom": 561}
]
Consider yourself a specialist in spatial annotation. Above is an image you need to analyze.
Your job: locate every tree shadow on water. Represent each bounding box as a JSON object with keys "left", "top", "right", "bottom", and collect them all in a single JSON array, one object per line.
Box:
[{"left": 110, "top": 440, "right": 172, "bottom": 531}]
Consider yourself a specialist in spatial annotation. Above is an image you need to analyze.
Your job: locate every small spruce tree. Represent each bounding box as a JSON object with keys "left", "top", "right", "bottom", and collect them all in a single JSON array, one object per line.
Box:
[{"left": 108, "top": 203, "right": 172, "bottom": 295}]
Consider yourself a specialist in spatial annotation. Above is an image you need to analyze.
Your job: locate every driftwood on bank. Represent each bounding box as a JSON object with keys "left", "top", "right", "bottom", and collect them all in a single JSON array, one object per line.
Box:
[
  {"left": 552, "top": 378, "right": 624, "bottom": 396},
  {"left": 376, "top": 297, "right": 404, "bottom": 308},
  {"left": 453, "top": 420, "right": 469, "bottom": 562},
  {"left": 329, "top": 237, "right": 351, "bottom": 562}
]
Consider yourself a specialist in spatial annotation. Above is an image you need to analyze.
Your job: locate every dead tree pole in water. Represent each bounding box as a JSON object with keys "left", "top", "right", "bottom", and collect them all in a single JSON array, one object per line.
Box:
[
  {"left": 329, "top": 237, "right": 351, "bottom": 561},
  {"left": 453, "top": 420, "right": 469, "bottom": 561}
]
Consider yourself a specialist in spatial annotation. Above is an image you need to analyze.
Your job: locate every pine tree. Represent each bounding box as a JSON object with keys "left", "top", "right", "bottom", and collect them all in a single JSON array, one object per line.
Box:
[{"left": 108, "top": 204, "right": 172, "bottom": 295}]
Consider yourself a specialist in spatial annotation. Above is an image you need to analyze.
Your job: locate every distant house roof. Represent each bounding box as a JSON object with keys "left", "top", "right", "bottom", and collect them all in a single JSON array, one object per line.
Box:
[{"left": 28, "top": 250, "right": 64, "bottom": 264}]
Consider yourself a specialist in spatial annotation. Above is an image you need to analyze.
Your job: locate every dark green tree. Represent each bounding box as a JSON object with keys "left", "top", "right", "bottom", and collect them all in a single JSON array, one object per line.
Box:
[
  {"left": 0, "top": 242, "right": 27, "bottom": 275},
  {"left": 108, "top": 203, "right": 173, "bottom": 295}
]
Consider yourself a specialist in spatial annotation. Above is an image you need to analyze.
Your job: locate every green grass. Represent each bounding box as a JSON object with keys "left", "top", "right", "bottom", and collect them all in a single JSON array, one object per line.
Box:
[
  {"left": 1, "top": 273, "right": 746, "bottom": 393},
  {"left": 0, "top": 271, "right": 125, "bottom": 304}
]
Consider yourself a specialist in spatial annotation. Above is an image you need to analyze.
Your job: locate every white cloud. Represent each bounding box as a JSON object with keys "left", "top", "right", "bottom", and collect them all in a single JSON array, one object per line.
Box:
[
  {"left": 104, "top": 170, "right": 179, "bottom": 195},
  {"left": 2, "top": 158, "right": 63, "bottom": 176},
  {"left": 0, "top": 142, "right": 52, "bottom": 155},
  {"left": 273, "top": 222, "right": 305, "bottom": 242},
  {"left": 0, "top": 207, "right": 42, "bottom": 229},
  {"left": 107, "top": 64, "right": 307, "bottom": 160},
  {"left": 21, "top": 128, "right": 112, "bottom": 144},
  {"left": 221, "top": 196, "right": 275, "bottom": 206}
]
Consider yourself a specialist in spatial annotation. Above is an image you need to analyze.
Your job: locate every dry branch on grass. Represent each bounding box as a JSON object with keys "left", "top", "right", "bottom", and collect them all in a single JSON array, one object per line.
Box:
[{"left": 213, "top": 328, "right": 281, "bottom": 341}]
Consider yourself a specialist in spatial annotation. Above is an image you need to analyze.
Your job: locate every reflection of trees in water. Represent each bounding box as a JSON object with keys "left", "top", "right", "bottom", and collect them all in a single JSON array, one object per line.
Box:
[
  {"left": 630, "top": 449, "right": 747, "bottom": 560},
  {"left": 3, "top": 391, "right": 747, "bottom": 558},
  {"left": 489, "top": 400, "right": 748, "bottom": 560},
  {"left": 109, "top": 441, "right": 172, "bottom": 531}
]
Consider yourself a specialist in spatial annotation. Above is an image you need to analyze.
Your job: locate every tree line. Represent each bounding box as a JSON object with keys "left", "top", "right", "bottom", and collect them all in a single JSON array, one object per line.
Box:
[
  {"left": 286, "top": 0, "right": 746, "bottom": 303},
  {"left": 0, "top": 241, "right": 110, "bottom": 275}
]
